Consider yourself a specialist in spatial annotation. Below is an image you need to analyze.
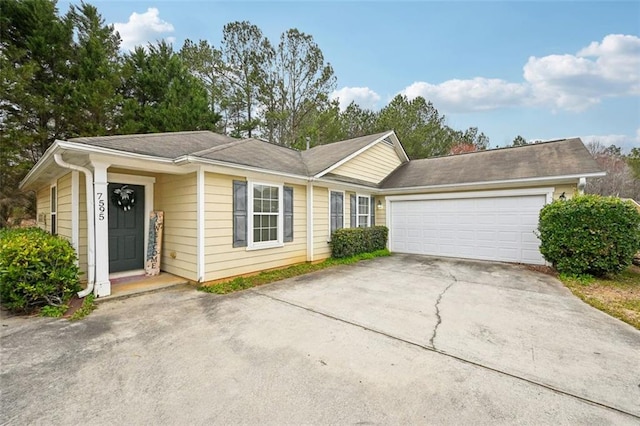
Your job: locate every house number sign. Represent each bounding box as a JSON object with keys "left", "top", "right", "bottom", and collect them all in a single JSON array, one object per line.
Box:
[{"left": 97, "top": 192, "right": 106, "bottom": 221}]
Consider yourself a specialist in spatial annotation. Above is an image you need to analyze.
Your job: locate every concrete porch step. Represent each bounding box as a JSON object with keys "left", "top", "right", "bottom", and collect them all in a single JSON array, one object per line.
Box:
[{"left": 96, "top": 273, "right": 193, "bottom": 302}]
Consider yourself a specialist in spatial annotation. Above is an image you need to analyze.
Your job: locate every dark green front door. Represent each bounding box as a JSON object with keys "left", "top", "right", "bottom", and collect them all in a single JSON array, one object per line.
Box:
[{"left": 108, "top": 183, "right": 145, "bottom": 273}]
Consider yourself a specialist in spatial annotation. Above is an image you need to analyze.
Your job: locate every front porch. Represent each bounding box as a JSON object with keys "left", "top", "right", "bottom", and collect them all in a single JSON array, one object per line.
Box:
[{"left": 96, "top": 272, "right": 192, "bottom": 301}]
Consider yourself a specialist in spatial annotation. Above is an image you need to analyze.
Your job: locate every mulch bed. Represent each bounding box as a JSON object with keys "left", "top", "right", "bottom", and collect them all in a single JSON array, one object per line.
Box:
[
  {"left": 523, "top": 264, "right": 558, "bottom": 277},
  {"left": 62, "top": 296, "right": 84, "bottom": 318}
]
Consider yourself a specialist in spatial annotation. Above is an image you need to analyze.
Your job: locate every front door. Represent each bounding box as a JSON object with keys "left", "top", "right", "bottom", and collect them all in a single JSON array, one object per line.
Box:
[{"left": 108, "top": 183, "right": 145, "bottom": 273}]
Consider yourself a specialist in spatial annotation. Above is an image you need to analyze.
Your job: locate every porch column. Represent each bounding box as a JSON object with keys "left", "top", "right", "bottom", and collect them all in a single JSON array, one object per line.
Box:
[{"left": 92, "top": 161, "right": 111, "bottom": 297}]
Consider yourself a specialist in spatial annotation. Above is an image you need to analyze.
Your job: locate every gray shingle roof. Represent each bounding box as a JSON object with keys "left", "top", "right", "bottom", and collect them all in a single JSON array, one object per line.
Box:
[
  {"left": 65, "top": 132, "right": 602, "bottom": 187},
  {"left": 197, "top": 138, "right": 308, "bottom": 176},
  {"left": 69, "top": 131, "right": 238, "bottom": 158},
  {"left": 381, "top": 138, "right": 602, "bottom": 189},
  {"left": 301, "top": 131, "right": 392, "bottom": 175}
]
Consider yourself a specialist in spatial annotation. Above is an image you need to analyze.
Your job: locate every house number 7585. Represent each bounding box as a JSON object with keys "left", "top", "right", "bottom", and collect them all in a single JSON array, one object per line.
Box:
[{"left": 97, "top": 192, "right": 105, "bottom": 221}]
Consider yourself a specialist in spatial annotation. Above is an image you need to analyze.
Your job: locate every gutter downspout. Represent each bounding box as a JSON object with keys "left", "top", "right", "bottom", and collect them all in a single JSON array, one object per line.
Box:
[
  {"left": 306, "top": 178, "right": 314, "bottom": 262},
  {"left": 54, "top": 154, "right": 96, "bottom": 298}
]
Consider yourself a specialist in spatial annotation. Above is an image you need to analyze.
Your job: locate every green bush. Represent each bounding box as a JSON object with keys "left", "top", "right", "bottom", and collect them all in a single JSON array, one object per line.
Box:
[
  {"left": 331, "top": 226, "right": 388, "bottom": 258},
  {"left": 537, "top": 195, "right": 640, "bottom": 276},
  {"left": 0, "top": 227, "right": 81, "bottom": 313}
]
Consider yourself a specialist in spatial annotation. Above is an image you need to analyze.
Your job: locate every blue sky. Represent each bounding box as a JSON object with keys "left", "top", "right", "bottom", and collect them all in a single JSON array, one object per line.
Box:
[{"left": 59, "top": 1, "right": 640, "bottom": 150}]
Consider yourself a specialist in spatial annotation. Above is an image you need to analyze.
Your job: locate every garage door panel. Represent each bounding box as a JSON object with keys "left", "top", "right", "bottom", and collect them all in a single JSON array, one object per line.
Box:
[{"left": 390, "top": 195, "right": 546, "bottom": 265}]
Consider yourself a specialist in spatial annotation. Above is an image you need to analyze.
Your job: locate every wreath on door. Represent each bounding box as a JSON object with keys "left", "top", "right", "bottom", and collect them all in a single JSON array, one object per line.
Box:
[{"left": 111, "top": 185, "right": 136, "bottom": 211}]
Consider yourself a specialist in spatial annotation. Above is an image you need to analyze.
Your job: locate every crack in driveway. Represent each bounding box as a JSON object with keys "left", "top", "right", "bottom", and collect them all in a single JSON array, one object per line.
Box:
[
  {"left": 428, "top": 272, "right": 458, "bottom": 349},
  {"left": 251, "top": 289, "right": 640, "bottom": 421},
  {"left": 428, "top": 281, "right": 455, "bottom": 349}
]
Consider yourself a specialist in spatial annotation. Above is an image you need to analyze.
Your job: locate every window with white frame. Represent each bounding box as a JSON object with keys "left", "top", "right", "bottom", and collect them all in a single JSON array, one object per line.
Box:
[
  {"left": 357, "top": 195, "right": 370, "bottom": 228},
  {"left": 250, "top": 183, "right": 282, "bottom": 246},
  {"left": 50, "top": 185, "right": 57, "bottom": 235}
]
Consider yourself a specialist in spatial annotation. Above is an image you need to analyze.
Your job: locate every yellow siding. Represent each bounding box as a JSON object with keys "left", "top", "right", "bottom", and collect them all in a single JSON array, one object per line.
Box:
[
  {"left": 375, "top": 195, "right": 386, "bottom": 226},
  {"left": 553, "top": 184, "right": 577, "bottom": 200},
  {"left": 56, "top": 173, "right": 72, "bottom": 242},
  {"left": 202, "top": 173, "right": 307, "bottom": 281},
  {"left": 313, "top": 186, "right": 331, "bottom": 260},
  {"left": 78, "top": 176, "right": 88, "bottom": 277},
  {"left": 155, "top": 172, "right": 198, "bottom": 281},
  {"left": 36, "top": 186, "right": 50, "bottom": 233},
  {"left": 331, "top": 142, "right": 402, "bottom": 184}
]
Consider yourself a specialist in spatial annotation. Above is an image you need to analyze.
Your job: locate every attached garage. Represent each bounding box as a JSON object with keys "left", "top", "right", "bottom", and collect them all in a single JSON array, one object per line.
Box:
[{"left": 388, "top": 189, "right": 553, "bottom": 265}]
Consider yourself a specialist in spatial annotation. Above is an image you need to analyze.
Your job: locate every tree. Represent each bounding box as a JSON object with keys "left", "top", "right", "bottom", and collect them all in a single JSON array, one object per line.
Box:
[
  {"left": 179, "top": 39, "right": 227, "bottom": 132},
  {"left": 449, "top": 143, "right": 478, "bottom": 155},
  {"left": 118, "top": 41, "right": 220, "bottom": 133},
  {"left": 0, "top": 0, "right": 75, "bottom": 226},
  {"left": 512, "top": 135, "right": 528, "bottom": 146},
  {"left": 270, "top": 28, "right": 336, "bottom": 147},
  {"left": 585, "top": 142, "right": 640, "bottom": 200},
  {"left": 375, "top": 95, "right": 453, "bottom": 159},
  {"left": 339, "top": 102, "right": 377, "bottom": 139},
  {"left": 221, "top": 21, "right": 272, "bottom": 138},
  {"left": 66, "top": 2, "right": 122, "bottom": 136},
  {"left": 628, "top": 148, "right": 640, "bottom": 180},
  {"left": 293, "top": 97, "right": 344, "bottom": 149}
]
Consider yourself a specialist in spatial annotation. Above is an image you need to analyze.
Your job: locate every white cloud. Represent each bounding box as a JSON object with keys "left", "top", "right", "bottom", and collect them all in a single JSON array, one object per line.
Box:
[
  {"left": 331, "top": 87, "right": 381, "bottom": 110},
  {"left": 114, "top": 8, "right": 175, "bottom": 51},
  {"left": 402, "top": 78, "right": 529, "bottom": 113},
  {"left": 398, "top": 34, "right": 640, "bottom": 113}
]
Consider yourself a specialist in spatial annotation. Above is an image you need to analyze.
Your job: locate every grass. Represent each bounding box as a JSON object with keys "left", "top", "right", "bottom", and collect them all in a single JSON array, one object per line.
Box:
[
  {"left": 199, "top": 249, "right": 391, "bottom": 295},
  {"left": 560, "top": 265, "right": 640, "bottom": 330},
  {"left": 69, "top": 294, "right": 97, "bottom": 321}
]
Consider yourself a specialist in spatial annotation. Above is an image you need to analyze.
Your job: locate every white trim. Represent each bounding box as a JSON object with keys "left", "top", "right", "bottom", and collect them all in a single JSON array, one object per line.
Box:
[
  {"left": 247, "top": 180, "right": 284, "bottom": 250},
  {"left": 385, "top": 187, "right": 556, "bottom": 202},
  {"left": 314, "top": 131, "right": 395, "bottom": 178},
  {"left": 93, "top": 161, "right": 111, "bottom": 297},
  {"left": 355, "top": 193, "right": 371, "bottom": 228},
  {"left": 197, "top": 168, "right": 205, "bottom": 282},
  {"left": 109, "top": 269, "right": 145, "bottom": 280},
  {"left": 380, "top": 173, "right": 605, "bottom": 195},
  {"left": 328, "top": 190, "right": 345, "bottom": 239},
  {"left": 107, "top": 172, "right": 155, "bottom": 269},
  {"left": 307, "top": 183, "right": 314, "bottom": 262},
  {"left": 71, "top": 171, "right": 79, "bottom": 256}
]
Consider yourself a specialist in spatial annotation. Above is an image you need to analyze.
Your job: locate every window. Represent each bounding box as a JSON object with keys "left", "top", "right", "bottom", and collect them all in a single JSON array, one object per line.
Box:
[
  {"left": 357, "top": 195, "right": 370, "bottom": 228},
  {"left": 50, "top": 185, "right": 57, "bottom": 235},
  {"left": 330, "top": 191, "right": 344, "bottom": 235},
  {"left": 252, "top": 184, "right": 280, "bottom": 244},
  {"left": 233, "top": 181, "right": 293, "bottom": 249}
]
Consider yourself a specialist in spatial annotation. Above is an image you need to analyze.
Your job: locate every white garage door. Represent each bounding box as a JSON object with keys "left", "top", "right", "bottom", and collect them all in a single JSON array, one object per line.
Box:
[{"left": 390, "top": 194, "right": 547, "bottom": 265}]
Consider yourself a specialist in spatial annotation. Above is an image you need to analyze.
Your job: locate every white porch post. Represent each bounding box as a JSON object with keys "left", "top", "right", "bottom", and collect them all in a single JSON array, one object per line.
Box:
[{"left": 92, "top": 161, "right": 111, "bottom": 297}]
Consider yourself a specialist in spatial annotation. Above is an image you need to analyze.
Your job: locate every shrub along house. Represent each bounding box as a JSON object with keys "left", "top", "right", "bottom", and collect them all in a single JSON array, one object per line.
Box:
[{"left": 19, "top": 130, "right": 604, "bottom": 297}]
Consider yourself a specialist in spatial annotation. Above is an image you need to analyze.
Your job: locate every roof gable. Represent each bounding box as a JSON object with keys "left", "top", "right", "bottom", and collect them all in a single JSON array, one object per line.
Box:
[{"left": 302, "top": 130, "right": 408, "bottom": 177}]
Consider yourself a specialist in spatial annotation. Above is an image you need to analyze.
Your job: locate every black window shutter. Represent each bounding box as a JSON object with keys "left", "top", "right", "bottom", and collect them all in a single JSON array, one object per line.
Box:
[
  {"left": 233, "top": 180, "right": 247, "bottom": 247},
  {"left": 370, "top": 196, "right": 375, "bottom": 226},
  {"left": 330, "top": 191, "right": 344, "bottom": 234},
  {"left": 350, "top": 194, "right": 356, "bottom": 228},
  {"left": 284, "top": 186, "right": 294, "bottom": 242}
]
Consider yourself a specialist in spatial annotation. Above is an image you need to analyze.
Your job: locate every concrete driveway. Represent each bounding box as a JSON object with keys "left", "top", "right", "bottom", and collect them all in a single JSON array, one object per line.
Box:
[{"left": 1, "top": 254, "right": 639, "bottom": 425}]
